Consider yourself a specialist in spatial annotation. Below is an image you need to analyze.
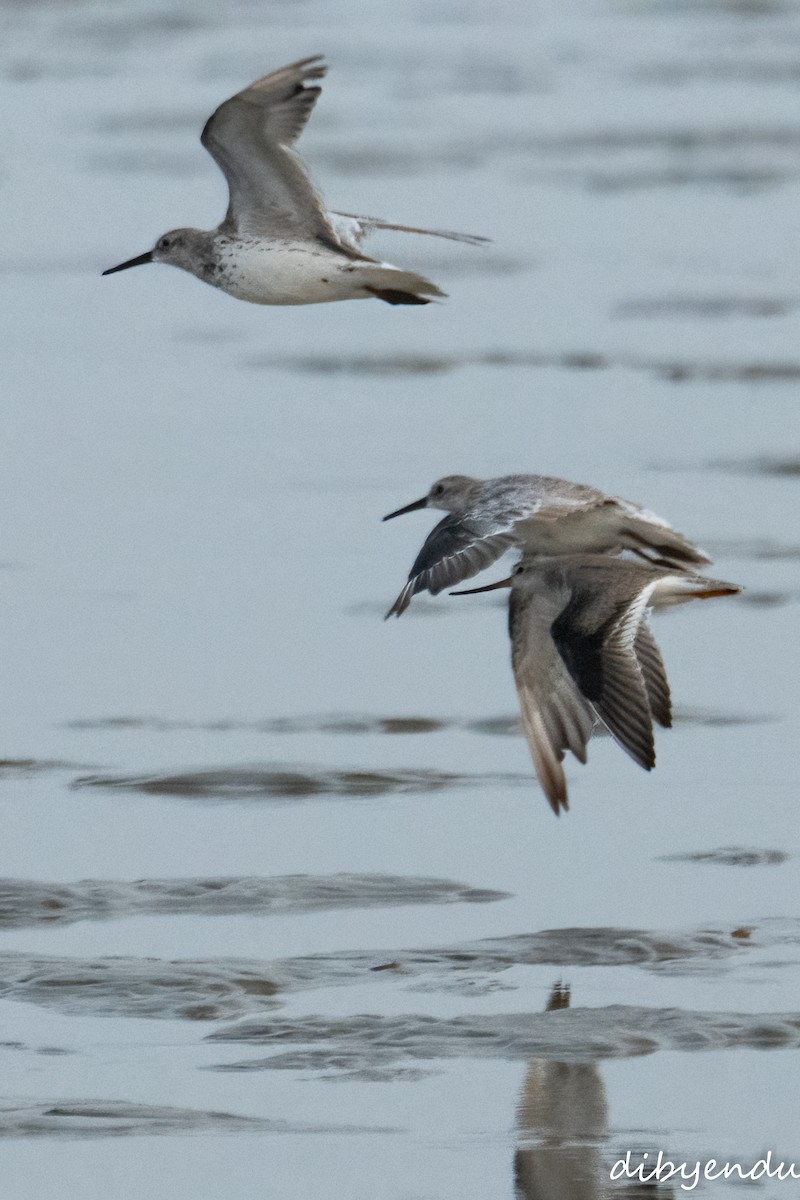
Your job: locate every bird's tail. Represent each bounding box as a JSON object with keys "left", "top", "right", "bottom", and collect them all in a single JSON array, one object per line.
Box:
[
  {"left": 358, "top": 264, "right": 447, "bottom": 305},
  {"left": 650, "top": 573, "right": 741, "bottom": 609},
  {"left": 620, "top": 513, "right": 711, "bottom": 571}
]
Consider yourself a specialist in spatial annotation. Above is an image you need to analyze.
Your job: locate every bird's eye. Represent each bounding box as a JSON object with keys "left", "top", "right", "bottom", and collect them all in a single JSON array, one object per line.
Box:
[
  {"left": 159, "top": 237, "right": 171, "bottom": 250},
  {"left": 432, "top": 484, "right": 445, "bottom": 496},
  {"left": 514, "top": 563, "right": 525, "bottom": 575}
]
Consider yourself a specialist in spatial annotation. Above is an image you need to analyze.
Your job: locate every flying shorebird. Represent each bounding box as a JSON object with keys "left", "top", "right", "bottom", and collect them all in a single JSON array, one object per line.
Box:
[
  {"left": 383, "top": 473, "right": 710, "bottom": 617},
  {"left": 452, "top": 555, "right": 740, "bottom": 814},
  {"left": 103, "top": 56, "right": 486, "bottom": 306}
]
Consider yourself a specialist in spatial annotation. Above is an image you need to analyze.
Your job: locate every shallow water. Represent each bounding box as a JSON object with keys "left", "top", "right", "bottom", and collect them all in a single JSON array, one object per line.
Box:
[{"left": 1, "top": 0, "right": 799, "bottom": 1195}]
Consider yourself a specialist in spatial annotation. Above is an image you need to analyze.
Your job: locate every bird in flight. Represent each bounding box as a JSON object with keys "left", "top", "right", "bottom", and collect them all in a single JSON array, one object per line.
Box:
[
  {"left": 103, "top": 56, "right": 486, "bottom": 306},
  {"left": 452, "top": 555, "right": 740, "bottom": 814},
  {"left": 383, "top": 472, "right": 710, "bottom": 617}
]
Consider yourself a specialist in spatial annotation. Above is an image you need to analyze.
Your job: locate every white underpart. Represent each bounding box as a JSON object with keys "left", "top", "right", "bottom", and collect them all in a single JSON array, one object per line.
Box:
[{"left": 211, "top": 240, "right": 439, "bottom": 306}]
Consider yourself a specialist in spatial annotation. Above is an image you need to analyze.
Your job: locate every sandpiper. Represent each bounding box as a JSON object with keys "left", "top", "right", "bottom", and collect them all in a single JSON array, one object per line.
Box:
[
  {"left": 383, "top": 473, "right": 710, "bottom": 617},
  {"left": 452, "top": 555, "right": 740, "bottom": 814},
  {"left": 103, "top": 56, "right": 486, "bottom": 306}
]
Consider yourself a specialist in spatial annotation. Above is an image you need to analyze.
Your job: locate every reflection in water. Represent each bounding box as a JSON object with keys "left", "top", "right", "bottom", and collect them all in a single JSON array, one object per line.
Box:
[
  {"left": 514, "top": 984, "right": 673, "bottom": 1199},
  {"left": 516, "top": 1058, "right": 608, "bottom": 1199}
]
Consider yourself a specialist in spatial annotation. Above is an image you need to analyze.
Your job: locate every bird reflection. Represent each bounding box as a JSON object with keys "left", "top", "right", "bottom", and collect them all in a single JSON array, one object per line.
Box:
[{"left": 514, "top": 983, "right": 673, "bottom": 1199}]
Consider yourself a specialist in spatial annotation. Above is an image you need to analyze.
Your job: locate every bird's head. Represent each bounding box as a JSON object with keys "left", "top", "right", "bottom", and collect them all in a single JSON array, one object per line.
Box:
[
  {"left": 103, "top": 228, "right": 208, "bottom": 277},
  {"left": 383, "top": 475, "right": 477, "bottom": 520}
]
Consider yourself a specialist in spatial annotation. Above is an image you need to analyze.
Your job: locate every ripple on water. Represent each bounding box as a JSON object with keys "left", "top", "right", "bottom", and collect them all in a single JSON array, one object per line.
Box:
[
  {"left": 205, "top": 1005, "right": 800, "bottom": 1079},
  {"left": 0, "top": 759, "right": 91, "bottom": 777},
  {"left": 0, "top": 1100, "right": 386, "bottom": 1139},
  {"left": 0, "top": 921, "right": 789, "bottom": 1021},
  {"left": 69, "top": 764, "right": 527, "bottom": 799},
  {"left": 615, "top": 294, "right": 798, "bottom": 319},
  {"left": 242, "top": 346, "right": 800, "bottom": 385},
  {"left": 710, "top": 455, "right": 800, "bottom": 476},
  {"left": 62, "top": 707, "right": 771, "bottom": 736},
  {"left": 657, "top": 847, "right": 790, "bottom": 867},
  {"left": 0, "top": 955, "right": 281, "bottom": 1022},
  {"left": 0, "top": 873, "right": 509, "bottom": 930}
]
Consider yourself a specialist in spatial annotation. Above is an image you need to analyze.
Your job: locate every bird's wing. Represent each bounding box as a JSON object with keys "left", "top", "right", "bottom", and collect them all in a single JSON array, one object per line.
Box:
[
  {"left": 201, "top": 57, "right": 362, "bottom": 252},
  {"left": 552, "top": 580, "right": 657, "bottom": 770},
  {"left": 386, "top": 514, "right": 516, "bottom": 617},
  {"left": 510, "top": 595, "right": 596, "bottom": 815},
  {"left": 534, "top": 493, "right": 608, "bottom": 519},
  {"left": 633, "top": 621, "right": 672, "bottom": 728},
  {"left": 328, "top": 211, "right": 490, "bottom": 251}
]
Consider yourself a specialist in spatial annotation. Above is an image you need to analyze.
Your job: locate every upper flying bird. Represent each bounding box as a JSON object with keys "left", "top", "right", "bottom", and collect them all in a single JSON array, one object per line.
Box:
[
  {"left": 383, "top": 473, "right": 710, "bottom": 617},
  {"left": 452, "top": 555, "right": 740, "bottom": 814},
  {"left": 103, "top": 56, "right": 486, "bottom": 306}
]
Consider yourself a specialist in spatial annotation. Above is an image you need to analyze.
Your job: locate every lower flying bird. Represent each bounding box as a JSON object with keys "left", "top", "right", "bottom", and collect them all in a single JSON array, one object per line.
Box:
[
  {"left": 383, "top": 473, "right": 709, "bottom": 617},
  {"left": 103, "top": 56, "right": 486, "bottom": 306},
  {"left": 452, "top": 555, "right": 740, "bottom": 814}
]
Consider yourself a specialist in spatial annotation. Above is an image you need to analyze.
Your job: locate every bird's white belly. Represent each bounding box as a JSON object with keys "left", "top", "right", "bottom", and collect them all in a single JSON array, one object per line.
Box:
[{"left": 214, "top": 242, "right": 366, "bottom": 306}]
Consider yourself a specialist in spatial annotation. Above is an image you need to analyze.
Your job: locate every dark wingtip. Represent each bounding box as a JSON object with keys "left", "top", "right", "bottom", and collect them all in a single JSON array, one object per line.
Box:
[
  {"left": 383, "top": 587, "right": 411, "bottom": 620},
  {"left": 384, "top": 597, "right": 408, "bottom": 620},
  {"left": 545, "top": 789, "right": 568, "bottom": 816}
]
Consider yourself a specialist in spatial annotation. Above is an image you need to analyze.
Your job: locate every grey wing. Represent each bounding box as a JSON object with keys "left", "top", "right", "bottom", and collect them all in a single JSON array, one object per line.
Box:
[
  {"left": 634, "top": 621, "right": 672, "bottom": 728},
  {"left": 509, "top": 475, "right": 609, "bottom": 520},
  {"left": 201, "top": 57, "right": 359, "bottom": 250},
  {"left": 385, "top": 514, "right": 516, "bottom": 618},
  {"left": 549, "top": 576, "right": 656, "bottom": 770},
  {"left": 328, "top": 211, "right": 490, "bottom": 250},
  {"left": 589, "top": 592, "right": 656, "bottom": 770},
  {"left": 510, "top": 600, "right": 596, "bottom": 815}
]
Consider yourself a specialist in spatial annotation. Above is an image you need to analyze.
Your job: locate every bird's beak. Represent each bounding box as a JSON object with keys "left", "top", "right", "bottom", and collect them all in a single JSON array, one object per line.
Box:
[
  {"left": 382, "top": 496, "right": 428, "bottom": 521},
  {"left": 102, "top": 250, "right": 154, "bottom": 276},
  {"left": 450, "top": 576, "right": 513, "bottom": 595}
]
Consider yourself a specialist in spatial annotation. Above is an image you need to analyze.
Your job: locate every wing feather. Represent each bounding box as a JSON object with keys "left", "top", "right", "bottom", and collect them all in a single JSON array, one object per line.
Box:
[
  {"left": 201, "top": 57, "right": 363, "bottom": 253},
  {"left": 329, "top": 212, "right": 489, "bottom": 250},
  {"left": 386, "top": 517, "right": 516, "bottom": 617},
  {"left": 634, "top": 622, "right": 672, "bottom": 727},
  {"left": 589, "top": 589, "right": 657, "bottom": 769},
  {"left": 549, "top": 569, "right": 658, "bottom": 771},
  {"left": 511, "top": 596, "right": 596, "bottom": 814}
]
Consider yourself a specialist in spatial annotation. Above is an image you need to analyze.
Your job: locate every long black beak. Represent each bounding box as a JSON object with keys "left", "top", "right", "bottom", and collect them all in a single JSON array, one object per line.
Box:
[
  {"left": 102, "top": 250, "right": 154, "bottom": 276},
  {"left": 382, "top": 496, "right": 428, "bottom": 521},
  {"left": 450, "top": 576, "right": 513, "bottom": 595}
]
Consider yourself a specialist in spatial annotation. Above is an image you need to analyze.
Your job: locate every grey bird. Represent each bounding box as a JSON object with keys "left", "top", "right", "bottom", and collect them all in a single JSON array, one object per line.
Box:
[
  {"left": 103, "top": 56, "right": 486, "bottom": 306},
  {"left": 383, "top": 473, "right": 710, "bottom": 617},
  {"left": 452, "top": 555, "right": 740, "bottom": 814}
]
